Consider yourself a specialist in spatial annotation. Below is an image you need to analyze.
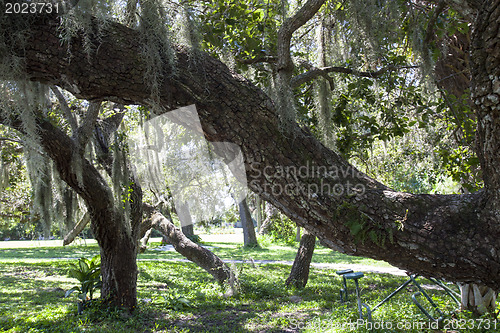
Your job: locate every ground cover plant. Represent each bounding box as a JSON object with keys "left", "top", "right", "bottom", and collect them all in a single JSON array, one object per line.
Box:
[{"left": 0, "top": 242, "right": 497, "bottom": 332}]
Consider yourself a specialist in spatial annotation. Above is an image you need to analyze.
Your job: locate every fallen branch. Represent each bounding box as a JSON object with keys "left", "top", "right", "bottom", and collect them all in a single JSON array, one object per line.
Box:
[{"left": 142, "top": 204, "right": 237, "bottom": 291}]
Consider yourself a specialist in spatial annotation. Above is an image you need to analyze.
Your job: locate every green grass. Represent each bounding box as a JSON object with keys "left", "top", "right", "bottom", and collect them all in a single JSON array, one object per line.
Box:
[
  {"left": 0, "top": 240, "right": 498, "bottom": 332},
  {"left": 0, "top": 237, "right": 390, "bottom": 267}
]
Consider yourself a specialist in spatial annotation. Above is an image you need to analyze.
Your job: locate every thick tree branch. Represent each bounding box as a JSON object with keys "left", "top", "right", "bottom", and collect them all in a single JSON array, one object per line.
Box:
[
  {"left": 0, "top": 137, "right": 23, "bottom": 145},
  {"left": 424, "top": 1, "right": 447, "bottom": 46},
  {"left": 236, "top": 56, "right": 277, "bottom": 65},
  {"left": 277, "top": 0, "right": 327, "bottom": 72}
]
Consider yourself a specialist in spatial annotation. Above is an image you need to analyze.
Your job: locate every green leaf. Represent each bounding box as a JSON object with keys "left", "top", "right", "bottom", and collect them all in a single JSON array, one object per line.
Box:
[
  {"left": 68, "top": 269, "right": 86, "bottom": 282},
  {"left": 349, "top": 222, "right": 364, "bottom": 236},
  {"left": 64, "top": 287, "right": 81, "bottom": 298},
  {"left": 78, "top": 259, "right": 90, "bottom": 274}
]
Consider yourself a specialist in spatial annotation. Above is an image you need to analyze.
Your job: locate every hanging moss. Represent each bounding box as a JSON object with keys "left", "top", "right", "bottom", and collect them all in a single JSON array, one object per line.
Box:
[{"left": 314, "top": 18, "right": 336, "bottom": 150}]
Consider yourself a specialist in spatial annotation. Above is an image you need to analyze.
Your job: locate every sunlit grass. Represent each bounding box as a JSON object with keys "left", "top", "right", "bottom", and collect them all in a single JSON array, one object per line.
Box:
[
  {"left": 0, "top": 241, "right": 498, "bottom": 332},
  {"left": 0, "top": 237, "right": 390, "bottom": 268}
]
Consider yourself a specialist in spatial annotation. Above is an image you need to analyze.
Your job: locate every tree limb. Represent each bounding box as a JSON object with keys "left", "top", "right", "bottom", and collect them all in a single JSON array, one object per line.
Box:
[
  {"left": 236, "top": 56, "right": 277, "bottom": 65},
  {"left": 63, "top": 211, "right": 90, "bottom": 246},
  {"left": 277, "top": 0, "right": 327, "bottom": 72},
  {"left": 0, "top": 137, "right": 23, "bottom": 145},
  {"left": 74, "top": 101, "right": 101, "bottom": 152},
  {"left": 50, "top": 86, "right": 78, "bottom": 133},
  {"left": 424, "top": 1, "right": 447, "bottom": 46},
  {"left": 142, "top": 204, "right": 236, "bottom": 286},
  {"left": 291, "top": 64, "right": 419, "bottom": 88}
]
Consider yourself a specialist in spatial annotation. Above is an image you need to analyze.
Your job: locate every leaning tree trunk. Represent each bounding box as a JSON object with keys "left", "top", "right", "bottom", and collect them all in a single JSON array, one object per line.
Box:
[
  {"left": 5, "top": 5, "right": 500, "bottom": 291},
  {"left": 239, "top": 198, "right": 259, "bottom": 247},
  {"left": 285, "top": 229, "right": 316, "bottom": 288},
  {"left": 11, "top": 116, "right": 143, "bottom": 311},
  {"left": 143, "top": 204, "right": 236, "bottom": 287}
]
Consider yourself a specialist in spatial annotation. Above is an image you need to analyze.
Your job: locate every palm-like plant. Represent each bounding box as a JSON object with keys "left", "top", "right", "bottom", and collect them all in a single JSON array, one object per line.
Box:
[{"left": 65, "top": 255, "right": 102, "bottom": 301}]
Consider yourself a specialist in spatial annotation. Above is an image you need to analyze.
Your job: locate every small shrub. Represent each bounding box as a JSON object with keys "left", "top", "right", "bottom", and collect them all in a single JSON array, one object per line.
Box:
[{"left": 65, "top": 255, "right": 102, "bottom": 301}]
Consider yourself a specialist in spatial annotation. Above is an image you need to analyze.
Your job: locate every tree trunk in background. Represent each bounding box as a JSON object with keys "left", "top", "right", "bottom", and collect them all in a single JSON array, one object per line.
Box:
[
  {"left": 259, "top": 204, "right": 278, "bottom": 235},
  {"left": 256, "top": 196, "right": 262, "bottom": 233},
  {"left": 177, "top": 202, "right": 194, "bottom": 238},
  {"left": 239, "top": 198, "right": 259, "bottom": 247},
  {"left": 286, "top": 229, "right": 316, "bottom": 288}
]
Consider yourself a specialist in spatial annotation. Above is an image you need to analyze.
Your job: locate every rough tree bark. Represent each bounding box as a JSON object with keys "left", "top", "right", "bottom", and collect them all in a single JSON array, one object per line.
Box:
[
  {"left": 142, "top": 204, "right": 235, "bottom": 286},
  {"left": 2, "top": 0, "right": 500, "bottom": 297},
  {"left": 285, "top": 229, "right": 316, "bottom": 288},
  {"left": 239, "top": 198, "right": 259, "bottom": 247},
  {"left": 459, "top": 0, "right": 500, "bottom": 313},
  {"left": 427, "top": 0, "right": 499, "bottom": 313}
]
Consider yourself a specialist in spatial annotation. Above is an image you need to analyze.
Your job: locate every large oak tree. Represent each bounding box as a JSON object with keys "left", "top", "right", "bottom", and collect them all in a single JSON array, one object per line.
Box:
[{"left": 0, "top": 0, "right": 499, "bottom": 313}]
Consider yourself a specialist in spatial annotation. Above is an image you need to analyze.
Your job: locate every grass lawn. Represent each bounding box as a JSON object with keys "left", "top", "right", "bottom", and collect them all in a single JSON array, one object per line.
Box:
[
  {"left": 0, "top": 235, "right": 389, "bottom": 267},
  {"left": 0, "top": 237, "right": 497, "bottom": 332}
]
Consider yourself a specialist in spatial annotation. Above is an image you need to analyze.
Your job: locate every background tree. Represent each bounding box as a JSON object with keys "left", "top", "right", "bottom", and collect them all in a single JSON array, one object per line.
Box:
[
  {"left": 285, "top": 229, "right": 316, "bottom": 288},
  {"left": 239, "top": 198, "right": 259, "bottom": 247}
]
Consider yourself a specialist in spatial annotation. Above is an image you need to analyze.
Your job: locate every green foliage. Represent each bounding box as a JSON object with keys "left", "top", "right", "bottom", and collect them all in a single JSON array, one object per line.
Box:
[
  {"left": 0, "top": 258, "right": 482, "bottom": 333},
  {"left": 195, "top": 0, "right": 280, "bottom": 65},
  {"left": 266, "top": 213, "right": 297, "bottom": 245},
  {"left": 65, "top": 255, "right": 102, "bottom": 301}
]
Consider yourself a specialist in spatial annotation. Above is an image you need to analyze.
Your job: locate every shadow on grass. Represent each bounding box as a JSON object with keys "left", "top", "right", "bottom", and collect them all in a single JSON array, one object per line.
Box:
[{"left": 0, "top": 245, "right": 100, "bottom": 260}]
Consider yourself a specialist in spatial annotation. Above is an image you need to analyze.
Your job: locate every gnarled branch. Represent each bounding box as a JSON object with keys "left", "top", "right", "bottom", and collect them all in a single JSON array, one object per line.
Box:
[
  {"left": 291, "top": 64, "right": 419, "bottom": 88},
  {"left": 277, "top": 0, "right": 327, "bottom": 72}
]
